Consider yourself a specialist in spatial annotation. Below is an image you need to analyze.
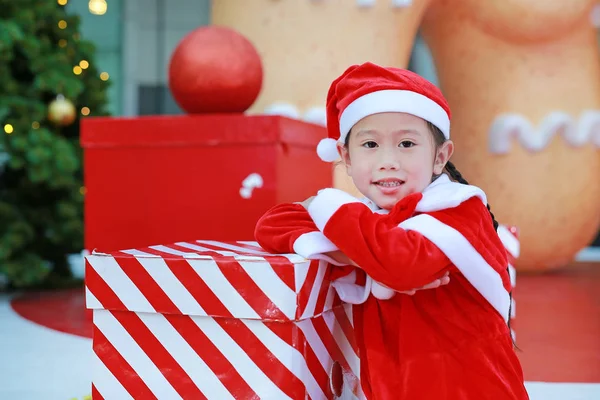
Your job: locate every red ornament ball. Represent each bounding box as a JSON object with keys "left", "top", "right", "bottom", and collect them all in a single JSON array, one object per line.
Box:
[{"left": 168, "top": 26, "right": 263, "bottom": 114}]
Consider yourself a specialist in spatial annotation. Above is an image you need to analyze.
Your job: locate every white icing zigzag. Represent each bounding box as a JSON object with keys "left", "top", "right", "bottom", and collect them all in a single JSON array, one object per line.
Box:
[
  {"left": 355, "top": 0, "right": 412, "bottom": 7},
  {"left": 489, "top": 111, "right": 600, "bottom": 154}
]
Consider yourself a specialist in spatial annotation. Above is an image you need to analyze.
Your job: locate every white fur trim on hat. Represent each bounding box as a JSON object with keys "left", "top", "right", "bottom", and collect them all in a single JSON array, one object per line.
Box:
[
  {"left": 317, "top": 138, "right": 340, "bottom": 162},
  {"left": 338, "top": 89, "right": 450, "bottom": 143}
]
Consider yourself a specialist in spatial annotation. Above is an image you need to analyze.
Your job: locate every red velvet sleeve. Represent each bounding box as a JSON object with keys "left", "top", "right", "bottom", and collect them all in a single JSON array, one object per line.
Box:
[
  {"left": 307, "top": 189, "right": 453, "bottom": 292},
  {"left": 254, "top": 203, "right": 319, "bottom": 254}
]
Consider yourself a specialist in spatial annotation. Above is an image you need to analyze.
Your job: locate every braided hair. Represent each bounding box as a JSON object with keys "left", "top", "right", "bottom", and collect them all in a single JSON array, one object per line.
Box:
[{"left": 427, "top": 122, "right": 515, "bottom": 343}]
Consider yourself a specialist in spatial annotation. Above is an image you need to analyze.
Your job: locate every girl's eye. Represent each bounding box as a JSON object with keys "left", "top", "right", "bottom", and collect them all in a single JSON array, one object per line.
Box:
[
  {"left": 399, "top": 141, "right": 415, "bottom": 148},
  {"left": 362, "top": 141, "right": 378, "bottom": 148}
]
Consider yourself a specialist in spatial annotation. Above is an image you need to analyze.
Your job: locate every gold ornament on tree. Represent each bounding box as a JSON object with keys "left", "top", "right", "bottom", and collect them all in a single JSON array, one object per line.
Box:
[{"left": 48, "top": 94, "right": 76, "bottom": 126}]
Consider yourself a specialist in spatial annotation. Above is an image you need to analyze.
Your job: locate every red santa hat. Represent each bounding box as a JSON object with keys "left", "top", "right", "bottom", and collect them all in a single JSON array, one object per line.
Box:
[{"left": 317, "top": 62, "right": 452, "bottom": 162}]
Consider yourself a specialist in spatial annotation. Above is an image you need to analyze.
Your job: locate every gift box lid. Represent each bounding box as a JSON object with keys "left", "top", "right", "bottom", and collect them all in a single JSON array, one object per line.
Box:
[
  {"left": 85, "top": 240, "right": 339, "bottom": 321},
  {"left": 80, "top": 114, "right": 326, "bottom": 149}
]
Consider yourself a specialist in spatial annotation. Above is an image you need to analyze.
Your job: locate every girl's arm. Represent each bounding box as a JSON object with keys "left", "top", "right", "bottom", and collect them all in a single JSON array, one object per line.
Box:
[
  {"left": 254, "top": 203, "right": 351, "bottom": 265},
  {"left": 306, "top": 189, "right": 454, "bottom": 292}
]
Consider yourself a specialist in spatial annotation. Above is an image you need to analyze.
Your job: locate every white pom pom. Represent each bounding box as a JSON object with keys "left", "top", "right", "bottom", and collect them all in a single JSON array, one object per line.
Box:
[
  {"left": 316, "top": 138, "right": 340, "bottom": 162},
  {"left": 371, "top": 281, "right": 395, "bottom": 300},
  {"left": 303, "top": 107, "right": 327, "bottom": 127},
  {"left": 263, "top": 103, "right": 300, "bottom": 119}
]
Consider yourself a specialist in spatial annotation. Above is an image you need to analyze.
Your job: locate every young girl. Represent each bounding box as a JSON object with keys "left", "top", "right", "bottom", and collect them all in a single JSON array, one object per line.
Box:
[{"left": 255, "top": 62, "right": 529, "bottom": 399}]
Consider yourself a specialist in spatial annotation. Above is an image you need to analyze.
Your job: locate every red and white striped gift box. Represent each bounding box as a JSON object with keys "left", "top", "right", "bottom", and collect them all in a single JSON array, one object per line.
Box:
[{"left": 85, "top": 240, "right": 363, "bottom": 400}]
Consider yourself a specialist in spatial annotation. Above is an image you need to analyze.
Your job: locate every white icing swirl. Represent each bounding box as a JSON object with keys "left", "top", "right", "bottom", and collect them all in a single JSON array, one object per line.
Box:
[{"left": 489, "top": 111, "right": 600, "bottom": 154}]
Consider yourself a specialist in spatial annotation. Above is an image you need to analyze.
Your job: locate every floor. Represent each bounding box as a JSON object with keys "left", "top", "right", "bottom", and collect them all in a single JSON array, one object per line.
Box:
[{"left": 0, "top": 262, "right": 598, "bottom": 400}]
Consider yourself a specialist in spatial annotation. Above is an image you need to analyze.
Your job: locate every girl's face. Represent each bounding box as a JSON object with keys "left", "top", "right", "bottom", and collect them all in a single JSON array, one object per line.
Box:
[{"left": 338, "top": 112, "right": 454, "bottom": 210}]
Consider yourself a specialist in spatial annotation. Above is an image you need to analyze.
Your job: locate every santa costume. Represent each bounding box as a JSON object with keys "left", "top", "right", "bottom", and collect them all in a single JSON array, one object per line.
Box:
[{"left": 255, "top": 62, "right": 529, "bottom": 400}]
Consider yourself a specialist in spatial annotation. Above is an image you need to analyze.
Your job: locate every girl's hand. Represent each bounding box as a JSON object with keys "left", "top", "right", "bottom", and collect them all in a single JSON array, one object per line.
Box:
[
  {"left": 325, "top": 250, "right": 358, "bottom": 266},
  {"left": 398, "top": 272, "right": 450, "bottom": 295}
]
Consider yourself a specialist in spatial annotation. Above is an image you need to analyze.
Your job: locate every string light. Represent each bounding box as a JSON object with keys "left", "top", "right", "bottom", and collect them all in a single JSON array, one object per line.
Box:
[
  {"left": 58, "top": 0, "right": 68, "bottom": 5},
  {"left": 32, "top": 121, "right": 40, "bottom": 129},
  {"left": 4, "top": 124, "right": 13, "bottom": 134},
  {"left": 81, "top": 107, "right": 90, "bottom": 116},
  {"left": 79, "top": 60, "right": 89, "bottom": 69},
  {"left": 73, "top": 66, "right": 82, "bottom": 75},
  {"left": 88, "top": 0, "right": 108, "bottom": 15},
  {"left": 58, "top": 39, "right": 67, "bottom": 47},
  {"left": 58, "top": 20, "right": 67, "bottom": 29},
  {"left": 99, "top": 72, "right": 109, "bottom": 81}
]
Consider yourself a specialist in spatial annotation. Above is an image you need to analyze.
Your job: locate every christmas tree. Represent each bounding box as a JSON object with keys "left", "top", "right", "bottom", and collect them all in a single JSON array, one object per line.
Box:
[{"left": 0, "top": 0, "right": 110, "bottom": 288}]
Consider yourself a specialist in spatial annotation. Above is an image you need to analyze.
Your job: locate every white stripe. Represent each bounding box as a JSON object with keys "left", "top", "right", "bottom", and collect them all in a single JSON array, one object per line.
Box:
[
  {"left": 93, "top": 310, "right": 182, "bottom": 399},
  {"left": 497, "top": 225, "right": 520, "bottom": 258},
  {"left": 323, "top": 285, "right": 337, "bottom": 313},
  {"left": 137, "top": 313, "right": 234, "bottom": 399},
  {"left": 237, "top": 259, "right": 297, "bottom": 320},
  {"left": 300, "top": 262, "right": 328, "bottom": 319},
  {"left": 91, "top": 348, "right": 134, "bottom": 400},
  {"left": 399, "top": 214, "right": 510, "bottom": 321},
  {"left": 200, "top": 240, "right": 307, "bottom": 263},
  {"left": 278, "top": 253, "right": 309, "bottom": 264},
  {"left": 322, "top": 309, "right": 360, "bottom": 379},
  {"left": 121, "top": 249, "right": 160, "bottom": 258},
  {"left": 134, "top": 257, "right": 205, "bottom": 316},
  {"left": 186, "top": 259, "right": 261, "bottom": 319},
  {"left": 193, "top": 316, "right": 290, "bottom": 399},
  {"left": 243, "top": 319, "right": 325, "bottom": 400},
  {"left": 296, "top": 319, "right": 332, "bottom": 370},
  {"left": 196, "top": 240, "right": 270, "bottom": 255},
  {"left": 85, "top": 287, "right": 102, "bottom": 310},
  {"left": 511, "top": 298, "right": 516, "bottom": 318},
  {"left": 175, "top": 242, "right": 240, "bottom": 257},
  {"left": 237, "top": 240, "right": 263, "bottom": 248},
  {"left": 508, "top": 264, "right": 517, "bottom": 288},
  {"left": 87, "top": 255, "right": 155, "bottom": 313},
  {"left": 294, "top": 260, "right": 311, "bottom": 298},
  {"left": 344, "top": 303, "right": 354, "bottom": 327},
  {"left": 149, "top": 245, "right": 199, "bottom": 257}
]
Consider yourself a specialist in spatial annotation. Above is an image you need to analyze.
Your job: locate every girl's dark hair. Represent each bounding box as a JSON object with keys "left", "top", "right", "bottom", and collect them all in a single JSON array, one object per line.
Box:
[{"left": 344, "top": 122, "right": 516, "bottom": 345}]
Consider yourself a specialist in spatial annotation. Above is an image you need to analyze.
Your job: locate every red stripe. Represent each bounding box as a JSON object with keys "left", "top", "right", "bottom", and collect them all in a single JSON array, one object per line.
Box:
[
  {"left": 86, "top": 261, "right": 126, "bottom": 312},
  {"left": 332, "top": 305, "right": 359, "bottom": 355},
  {"left": 91, "top": 384, "right": 104, "bottom": 400},
  {"left": 164, "top": 258, "right": 233, "bottom": 318},
  {"left": 259, "top": 255, "right": 296, "bottom": 292},
  {"left": 170, "top": 242, "right": 299, "bottom": 295},
  {"left": 116, "top": 257, "right": 254, "bottom": 398},
  {"left": 213, "top": 258, "right": 289, "bottom": 320},
  {"left": 165, "top": 314, "right": 256, "bottom": 399},
  {"left": 296, "top": 321, "right": 333, "bottom": 397},
  {"left": 93, "top": 257, "right": 205, "bottom": 398},
  {"left": 132, "top": 246, "right": 185, "bottom": 259},
  {"left": 313, "top": 263, "right": 332, "bottom": 315},
  {"left": 311, "top": 314, "right": 354, "bottom": 376},
  {"left": 296, "top": 261, "right": 319, "bottom": 319},
  {"left": 191, "top": 241, "right": 257, "bottom": 256},
  {"left": 93, "top": 326, "right": 157, "bottom": 399},
  {"left": 110, "top": 310, "right": 206, "bottom": 398},
  {"left": 217, "top": 318, "right": 306, "bottom": 399}
]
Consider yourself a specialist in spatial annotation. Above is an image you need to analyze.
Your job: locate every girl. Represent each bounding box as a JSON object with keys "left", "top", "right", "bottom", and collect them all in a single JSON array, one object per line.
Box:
[{"left": 255, "top": 62, "right": 529, "bottom": 399}]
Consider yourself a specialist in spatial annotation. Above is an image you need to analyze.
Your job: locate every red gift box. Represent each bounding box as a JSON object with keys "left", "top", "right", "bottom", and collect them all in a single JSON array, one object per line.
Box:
[
  {"left": 85, "top": 240, "right": 363, "bottom": 399},
  {"left": 81, "top": 115, "right": 331, "bottom": 252}
]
